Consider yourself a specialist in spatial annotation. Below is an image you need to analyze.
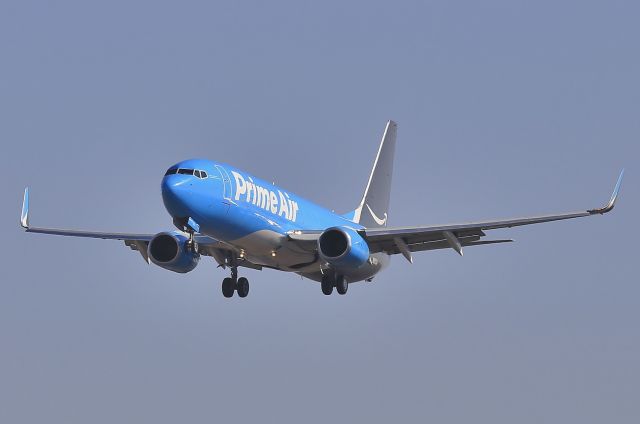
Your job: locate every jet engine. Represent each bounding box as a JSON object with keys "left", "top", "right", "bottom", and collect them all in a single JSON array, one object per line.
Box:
[
  {"left": 148, "top": 232, "right": 200, "bottom": 273},
  {"left": 318, "top": 226, "right": 370, "bottom": 269}
]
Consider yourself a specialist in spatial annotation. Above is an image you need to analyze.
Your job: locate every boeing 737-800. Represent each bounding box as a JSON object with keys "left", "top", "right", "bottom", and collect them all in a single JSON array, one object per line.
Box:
[{"left": 20, "top": 121, "right": 624, "bottom": 297}]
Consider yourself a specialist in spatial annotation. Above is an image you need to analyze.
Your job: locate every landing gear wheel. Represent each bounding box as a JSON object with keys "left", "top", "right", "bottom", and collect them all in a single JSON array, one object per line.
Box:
[
  {"left": 335, "top": 275, "right": 348, "bottom": 295},
  {"left": 237, "top": 277, "right": 250, "bottom": 298},
  {"left": 321, "top": 274, "right": 334, "bottom": 295},
  {"left": 222, "top": 277, "right": 235, "bottom": 298}
]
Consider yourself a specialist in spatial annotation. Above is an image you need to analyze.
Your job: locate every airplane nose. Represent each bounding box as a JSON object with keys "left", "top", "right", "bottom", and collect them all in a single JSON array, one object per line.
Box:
[{"left": 161, "top": 175, "right": 192, "bottom": 216}]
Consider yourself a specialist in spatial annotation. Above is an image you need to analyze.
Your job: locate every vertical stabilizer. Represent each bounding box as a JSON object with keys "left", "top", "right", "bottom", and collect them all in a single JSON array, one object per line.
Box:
[{"left": 351, "top": 120, "right": 397, "bottom": 228}]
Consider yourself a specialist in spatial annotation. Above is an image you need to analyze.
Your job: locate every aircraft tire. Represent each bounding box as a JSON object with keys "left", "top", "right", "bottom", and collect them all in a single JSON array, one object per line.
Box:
[
  {"left": 222, "top": 277, "right": 235, "bottom": 298},
  {"left": 335, "top": 275, "right": 348, "bottom": 295},
  {"left": 237, "top": 277, "right": 250, "bottom": 298},
  {"left": 321, "top": 274, "right": 334, "bottom": 295}
]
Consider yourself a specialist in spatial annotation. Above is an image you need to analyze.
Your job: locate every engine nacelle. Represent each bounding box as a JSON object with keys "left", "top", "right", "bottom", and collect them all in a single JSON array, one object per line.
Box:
[
  {"left": 148, "top": 232, "right": 200, "bottom": 273},
  {"left": 318, "top": 226, "right": 370, "bottom": 269}
]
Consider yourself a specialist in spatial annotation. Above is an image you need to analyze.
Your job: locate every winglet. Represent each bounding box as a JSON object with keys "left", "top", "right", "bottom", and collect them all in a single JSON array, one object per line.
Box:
[
  {"left": 588, "top": 169, "right": 624, "bottom": 215},
  {"left": 20, "top": 188, "right": 30, "bottom": 229}
]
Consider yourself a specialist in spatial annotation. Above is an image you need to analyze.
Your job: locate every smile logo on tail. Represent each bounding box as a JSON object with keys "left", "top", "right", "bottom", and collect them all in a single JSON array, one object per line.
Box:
[{"left": 365, "top": 204, "right": 388, "bottom": 226}]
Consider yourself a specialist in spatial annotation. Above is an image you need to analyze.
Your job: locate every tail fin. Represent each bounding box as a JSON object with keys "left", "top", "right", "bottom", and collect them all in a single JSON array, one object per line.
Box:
[{"left": 351, "top": 120, "right": 397, "bottom": 228}]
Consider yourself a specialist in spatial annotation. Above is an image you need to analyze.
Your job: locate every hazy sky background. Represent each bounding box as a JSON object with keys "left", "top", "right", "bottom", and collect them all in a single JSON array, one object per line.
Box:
[{"left": 1, "top": 1, "right": 638, "bottom": 423}]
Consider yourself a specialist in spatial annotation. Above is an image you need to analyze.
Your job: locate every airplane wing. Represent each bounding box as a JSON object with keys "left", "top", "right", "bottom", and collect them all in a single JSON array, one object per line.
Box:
[
  {"left": 19, "top": 188, "right": 261, "bottom": 270},
  {"left": 289, "top": 170, "right": 624, "bottom": 262}
]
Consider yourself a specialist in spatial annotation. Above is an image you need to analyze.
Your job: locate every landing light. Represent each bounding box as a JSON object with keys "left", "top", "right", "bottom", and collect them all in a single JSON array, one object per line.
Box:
[{"left": 271, "top": 251, "right": 277, "bottom": 257}]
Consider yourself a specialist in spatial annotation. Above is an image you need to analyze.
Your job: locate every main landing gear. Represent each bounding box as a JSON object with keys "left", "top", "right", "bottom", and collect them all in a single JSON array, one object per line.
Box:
[
  {"left": 221, "top": 266, "right": 250, "bottom": 298},
  {"left": 321, "top": 272, "right": 348, "bottom": 296}
]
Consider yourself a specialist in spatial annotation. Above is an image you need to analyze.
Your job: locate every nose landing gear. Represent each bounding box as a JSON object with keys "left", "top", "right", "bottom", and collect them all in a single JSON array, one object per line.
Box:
[
  {"left": 186, "top": 231, "right": 198, "bottom": 253},
  {"left": 174, "top": 217, "right": 199, "bottom": 253}
]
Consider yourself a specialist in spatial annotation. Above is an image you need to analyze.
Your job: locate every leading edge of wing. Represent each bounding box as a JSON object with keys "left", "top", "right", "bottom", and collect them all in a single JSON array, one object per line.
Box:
[
  {"left": 25, "top": 226, "right": 156, "bottom": 241},
  {"left": 365, "top": 169, "right": 624, "bottom": 239},
  {"left": 21, "top": 189, "right": 222, "bottom": 245},
  {"left": 20, "top": 187, "right": 155, "bottom": 241}
]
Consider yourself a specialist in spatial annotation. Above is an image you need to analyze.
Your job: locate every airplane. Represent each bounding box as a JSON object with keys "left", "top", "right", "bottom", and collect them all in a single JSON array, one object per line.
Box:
[{"left": 20, "top": 121, "right": 624, "bottom": 298}]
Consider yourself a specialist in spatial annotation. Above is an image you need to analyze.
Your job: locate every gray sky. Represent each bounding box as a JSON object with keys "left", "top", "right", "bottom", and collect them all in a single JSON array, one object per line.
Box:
[{"left": 1, "top": 1, "right": 638, "bottom": 423}]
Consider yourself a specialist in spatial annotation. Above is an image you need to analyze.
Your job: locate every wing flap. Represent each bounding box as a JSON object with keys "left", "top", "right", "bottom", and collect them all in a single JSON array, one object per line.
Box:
[
  {"left": 382, "top": 237, "right": 513, "bottom": 255},
  {"left": 364, "top": 169, "right": 623, "bottom": 255}
]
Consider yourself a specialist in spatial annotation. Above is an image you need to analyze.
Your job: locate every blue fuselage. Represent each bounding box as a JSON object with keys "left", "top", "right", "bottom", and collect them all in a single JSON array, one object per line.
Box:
[{"left": 161, "top": 159, "right": 387, "bottom": 281}]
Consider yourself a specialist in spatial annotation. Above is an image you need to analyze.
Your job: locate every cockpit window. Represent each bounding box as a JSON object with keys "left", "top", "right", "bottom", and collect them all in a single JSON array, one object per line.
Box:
[{"left": 166, "top": 168, "right": 207, "bottom": 178}]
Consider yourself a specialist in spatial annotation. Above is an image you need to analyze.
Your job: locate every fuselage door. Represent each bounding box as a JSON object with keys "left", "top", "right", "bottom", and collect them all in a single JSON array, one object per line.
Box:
[{"left": 215, "top": 165, "right": 233, "bottom": 202}]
